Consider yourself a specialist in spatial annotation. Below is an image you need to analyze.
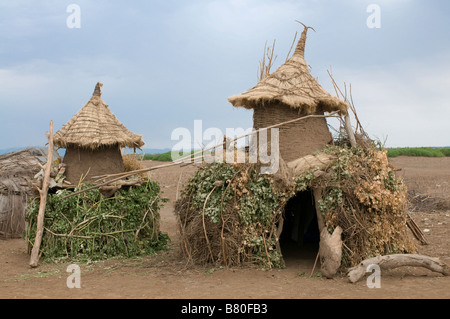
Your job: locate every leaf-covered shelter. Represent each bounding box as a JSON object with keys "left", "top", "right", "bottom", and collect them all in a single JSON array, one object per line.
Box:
[
  {"left": 54, "top": 83, "right": 145, "bottom": 185},
  {"left": 175, "top": 145, "right": 418, "bottom": 273}
]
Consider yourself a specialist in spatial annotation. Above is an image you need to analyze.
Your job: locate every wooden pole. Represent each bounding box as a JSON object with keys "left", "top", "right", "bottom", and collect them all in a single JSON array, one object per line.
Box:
[
  {"left": 344, "top": 114, "right": 357, "bottom": 147},
  {"left": 29, "top": 121, "right": 54, "bottom": 268},
  {"left": 64, "top": 111, "right": 341, "bottom": 199}
]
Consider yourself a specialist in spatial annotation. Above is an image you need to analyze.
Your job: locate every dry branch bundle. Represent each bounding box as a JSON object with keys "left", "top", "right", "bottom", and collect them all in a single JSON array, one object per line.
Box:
[
  {"left": 175, "top": 162, "right": 291, "bottom": 268},
  {"left": 295, "top": 145, "right": 417, "bottom": 267}
]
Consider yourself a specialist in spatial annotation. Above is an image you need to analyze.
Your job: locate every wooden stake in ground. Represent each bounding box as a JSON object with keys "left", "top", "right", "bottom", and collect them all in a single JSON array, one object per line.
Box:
[{"left": 29, "top": 121, "right": 54, "bottom": 268}]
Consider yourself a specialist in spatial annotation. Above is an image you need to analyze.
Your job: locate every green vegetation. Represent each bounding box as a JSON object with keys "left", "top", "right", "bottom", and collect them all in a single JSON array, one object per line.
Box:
[
  {"left": 386, "top": 147, "right": 450, "bottom": 158},
  {"left": 177, "top": 162, "right": 286, "bottom": 268},
  {"left": 26, "top": 181, "right": 169, "bottom": 262},
  {"left": 144, "top": 147, "right": 450, "bottom": 161},
  {"left": 142, "top": 150, "right": 196, "bottom": 162}
]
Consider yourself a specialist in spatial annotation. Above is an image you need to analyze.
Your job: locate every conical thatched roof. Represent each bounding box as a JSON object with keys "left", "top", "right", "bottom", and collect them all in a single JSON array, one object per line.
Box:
[
  {"left": 228, "top": 26, "right": 348, "bottom": 115},
  {"left": 54, "top": 83, "right": 145, "bottom": 150}
]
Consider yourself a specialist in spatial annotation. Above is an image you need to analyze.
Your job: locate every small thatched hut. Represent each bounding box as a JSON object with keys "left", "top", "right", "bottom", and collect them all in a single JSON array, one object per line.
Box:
[
  {"left": 54, "top": 83, "right": 144, "bottom": 184},
  {"left": 228, "top": 26, "right": 348, "bottom": 162},
  {"left": 0, "top": 148, "right": 58, "bottom": 238}
]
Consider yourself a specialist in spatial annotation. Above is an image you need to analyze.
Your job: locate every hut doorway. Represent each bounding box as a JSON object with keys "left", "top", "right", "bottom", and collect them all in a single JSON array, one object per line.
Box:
[{"left": 279, "top": 189, "right": 320, "bottom": 267}]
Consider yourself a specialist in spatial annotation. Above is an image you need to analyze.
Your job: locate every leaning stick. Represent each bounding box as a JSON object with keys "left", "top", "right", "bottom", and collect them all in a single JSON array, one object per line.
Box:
[
  {"left": 406, "top": 215, "right": 428, "bottom": 245},
  {"left": 202, "top": 186, "right": 217, "bottom": 263},
  {"left": 327, "top": 70, "right": 357, "bottom": 147},
  {"left": 310, "top": 251, "right": 320, "bottom": 277},
  {"left": 63, "top": 111, "right": 341, "bottom": 199},
  {"left": 29, "top": 121, "right": 54, "bottom": 268}
]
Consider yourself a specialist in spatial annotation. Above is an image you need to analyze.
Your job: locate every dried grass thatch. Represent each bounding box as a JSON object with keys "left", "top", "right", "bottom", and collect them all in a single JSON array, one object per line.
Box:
[
  {"left": 0, "top": 148, "right": 58, "bottom": 238},
  {"left": 228, "top": 25, "right": 348, "bottom": 115},
  {"left": 54, "top": 83, "right": 144, "bottom": 150}
]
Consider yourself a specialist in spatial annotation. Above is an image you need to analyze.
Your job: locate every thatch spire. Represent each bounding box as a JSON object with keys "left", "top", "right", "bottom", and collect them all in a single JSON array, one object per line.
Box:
[
  {"left": 93, "top": 82, "right": 103, "bottom": 97},
  {"left": 54, "top": 83, "right": 145, "bottom": 150},
  {"left": 228, "top": 24, "right": 348, "bottom": 115},
  {"left": 290, "top": 22, "right": 315, "bottom": 63}
]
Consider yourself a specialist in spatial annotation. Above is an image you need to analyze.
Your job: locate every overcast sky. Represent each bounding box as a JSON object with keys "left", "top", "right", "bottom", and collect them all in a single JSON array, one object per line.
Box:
[{"left": 1, "top": 0, "right": 449, "bottom": 151}]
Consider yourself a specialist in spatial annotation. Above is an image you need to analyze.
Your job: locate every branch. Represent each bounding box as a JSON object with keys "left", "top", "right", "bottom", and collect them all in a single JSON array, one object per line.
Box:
[
  {"left": 65, "top": 112, "right": 341, "bottom": 199},
  {"left": 29, "top": 121, "right": 54, "bottom": 268},
  {"left": 63, "top": 112, "right": 341, "bottom": 199},
  {"left": 347, "top": 254, "right": 450, "bottom": 283}
]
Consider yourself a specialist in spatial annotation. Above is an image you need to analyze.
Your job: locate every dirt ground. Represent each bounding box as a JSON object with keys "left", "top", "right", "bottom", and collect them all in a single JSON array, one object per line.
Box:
[{"left": 1, "top": 156, "right": 449, "bottom": 299}]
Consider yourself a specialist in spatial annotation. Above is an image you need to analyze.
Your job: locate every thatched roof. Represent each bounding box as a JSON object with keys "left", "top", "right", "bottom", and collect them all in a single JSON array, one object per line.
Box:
[
  {"left": 0, "top": 148, "right": 51, "bottom": 195},
  {"left": 0, "top": 147, "right": 59, "bottom": 238},
  {"left": 228, "top": 26, "right": 348, "bottom": 115},
  {"left": 54, "top": 83, "right": 145, "bottom": 150}
]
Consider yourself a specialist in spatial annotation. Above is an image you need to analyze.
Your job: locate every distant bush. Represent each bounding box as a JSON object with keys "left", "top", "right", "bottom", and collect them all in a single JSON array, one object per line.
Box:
[
  {"left": 142, "top": 150, "right": 196, "bottom": 162},
  {"left": 142, "top": 152, "right": 172, "bottom": 161},
  {"left": 387, "top": 147, "right": 450, "bottom": 158},
  {"left": 441, "top": 148, "right": 450, "bottom": 157}
]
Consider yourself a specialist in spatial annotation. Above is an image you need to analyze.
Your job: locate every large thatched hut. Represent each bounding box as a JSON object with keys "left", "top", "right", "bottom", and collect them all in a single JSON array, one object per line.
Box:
[
  {"left": 228, "top": 26, "right": 348, "bottom": 162},
  {"left": 54, "top": 83, "right": 144, "bottom": 184},
  {"left": 0, "top": 148, "right": 58, "bottom": 238},
  {"left": 175, "top": 25, "right": 419, "bottom": 277}
]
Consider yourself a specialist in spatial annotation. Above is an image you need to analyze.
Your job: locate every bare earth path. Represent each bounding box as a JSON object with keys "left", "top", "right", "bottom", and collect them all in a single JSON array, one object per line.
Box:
[{"left": 1, "top": 157, "right": 449, "bottom": 299}]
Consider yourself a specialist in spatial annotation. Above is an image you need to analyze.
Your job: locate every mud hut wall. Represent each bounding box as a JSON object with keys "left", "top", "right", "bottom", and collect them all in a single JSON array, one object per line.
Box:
[
  {"left": 63, "top": 144, "right": 125, "bottom": 184},
  {"left": 252, "top": 102, "right": 333, "bottom": 162}
]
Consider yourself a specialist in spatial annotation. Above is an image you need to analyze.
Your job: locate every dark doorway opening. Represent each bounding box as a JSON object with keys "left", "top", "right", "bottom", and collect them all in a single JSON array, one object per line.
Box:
[{"left": 279, "top": 189, "right": 320, "bottom": 268}]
